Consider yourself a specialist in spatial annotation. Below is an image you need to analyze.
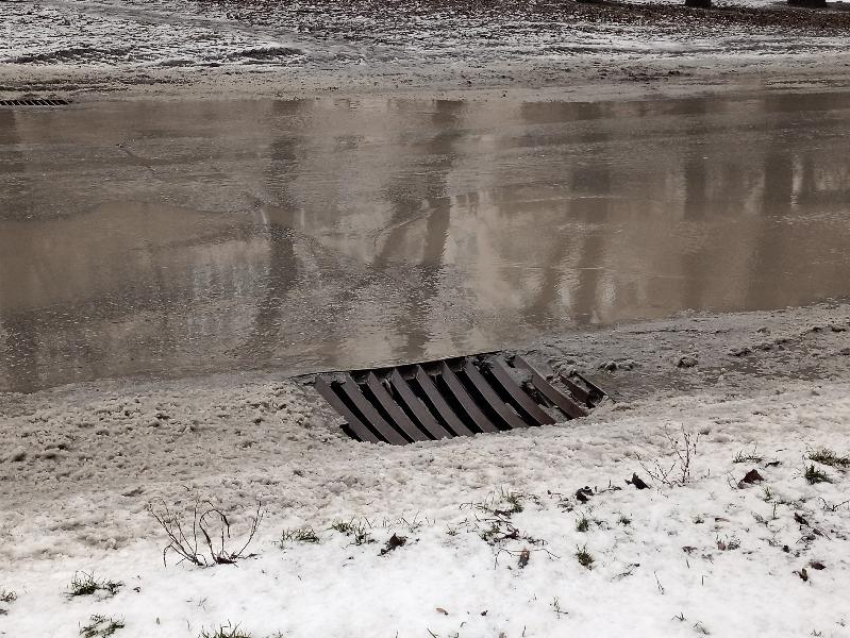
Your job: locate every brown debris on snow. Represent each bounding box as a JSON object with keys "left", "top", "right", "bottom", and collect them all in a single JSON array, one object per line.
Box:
[
  {"left": 626, "top": 473, "right": 650, "bottom": 490},
  {"left": 575, "top": 487, "right": 594, "bottom": 503},
  {"left": 380, "top": 534, "right": 408, "bottom": 555},
  {"left": 737, "top": 469, "right": 765, "bottom": 488}
]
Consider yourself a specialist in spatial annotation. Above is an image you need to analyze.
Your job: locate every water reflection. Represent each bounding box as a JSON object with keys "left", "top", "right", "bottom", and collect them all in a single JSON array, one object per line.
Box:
[{"left": 1, "top": 92, "right": 850, "bottom": 392}]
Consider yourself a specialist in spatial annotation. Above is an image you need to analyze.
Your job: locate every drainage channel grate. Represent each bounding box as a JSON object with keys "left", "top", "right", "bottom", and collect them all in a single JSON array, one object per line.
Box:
[
  {"left": 309, "top": 353, "right": 606, "bottom": 444},
  {"left": 0, "top": 99, "right": 71, "bottom": 107}
]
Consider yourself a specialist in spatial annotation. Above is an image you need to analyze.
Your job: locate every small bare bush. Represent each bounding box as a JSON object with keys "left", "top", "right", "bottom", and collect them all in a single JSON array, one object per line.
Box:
[
  {"left": 639, "top": 424, "right": 700, "bottom": 487},
  {"left": 148, "top": 495, "right": 263, "bottom": 567}
]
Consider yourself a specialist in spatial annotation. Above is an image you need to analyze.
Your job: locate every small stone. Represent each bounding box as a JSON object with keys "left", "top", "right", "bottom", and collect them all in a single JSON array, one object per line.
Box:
[
  {"left": 599, "top": 360, "right": 618, "bottom": 372},
  {"left": 677, "top": 355, "right": 698, "bottom": 368},
  {"left": 730, "top": 347, "right": 752, "bottom": 357}
]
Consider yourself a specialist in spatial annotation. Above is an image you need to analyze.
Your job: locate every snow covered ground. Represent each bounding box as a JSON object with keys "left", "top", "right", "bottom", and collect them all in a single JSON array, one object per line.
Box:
[
  {"left": 3, "top": 382, "right": 850, "bottom": 637},
  {"left": 2, "top": 2, "right": 850, "bottom": 633},
  {"left": 2, "top": 0, "right": 850, "bottom": 100},
  {"left": 2, "top": 303, "right": 850, "bottom": 637}
]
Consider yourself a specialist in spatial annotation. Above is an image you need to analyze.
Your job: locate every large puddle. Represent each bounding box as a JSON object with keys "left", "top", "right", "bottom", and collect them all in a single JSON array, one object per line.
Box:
[{"left": 2, "top": 92, "right": 850, "bottom": 392}]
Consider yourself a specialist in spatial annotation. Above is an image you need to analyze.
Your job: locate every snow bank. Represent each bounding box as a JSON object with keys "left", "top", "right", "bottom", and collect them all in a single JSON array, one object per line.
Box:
[{"left": 2, "top": 376, "right": 850, "bottom": 637}]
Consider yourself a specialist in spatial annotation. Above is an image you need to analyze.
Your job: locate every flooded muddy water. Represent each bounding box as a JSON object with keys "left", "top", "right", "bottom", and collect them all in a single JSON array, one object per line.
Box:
[{"left": 2, "top": 91, "right": 850, "bottom": 392}]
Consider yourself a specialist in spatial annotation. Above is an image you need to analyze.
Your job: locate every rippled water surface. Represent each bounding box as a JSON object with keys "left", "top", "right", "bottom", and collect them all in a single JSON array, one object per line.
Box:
[{"left": 2, "top": 92, "right": 849, "bottom": 391}]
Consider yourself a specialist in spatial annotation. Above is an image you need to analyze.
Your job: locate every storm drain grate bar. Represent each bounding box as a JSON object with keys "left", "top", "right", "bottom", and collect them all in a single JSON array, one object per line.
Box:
[
  {"left": 309, "top": 353, "right": 606, "bottom": 444},
  {"left": 0, "top": 99, "right": 71, "bottom": 107}
]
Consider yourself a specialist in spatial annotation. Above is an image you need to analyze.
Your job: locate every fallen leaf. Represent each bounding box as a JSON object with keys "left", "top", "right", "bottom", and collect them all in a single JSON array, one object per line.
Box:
[
  {"left": 518, "top": 549, "right": 530, "bottom": 569},
  {"left": 575, "top": 486, "right": 593, "bottom": 503},
  {"left": 737, "top": 469, "right": 764, "bottom": 488},
  {"left": 626, "top": 473, "right": 649, "bottom": 490},
  {"left": 380, "top": 534, "right": 408, "bottom": 555},
  {"left": 435, "top": 608, "right": 448, "bottom": 616}
]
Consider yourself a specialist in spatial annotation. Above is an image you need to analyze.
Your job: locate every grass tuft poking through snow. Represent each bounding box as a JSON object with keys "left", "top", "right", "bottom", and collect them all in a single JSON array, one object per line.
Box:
[
  {"left": 79, "top": 614, "right": 125, "bottom": 638},
  {"left": 0, "top": 588, "right": 16, "bottom": 603},
  {"left": 198, "top": 623, "right": 287, "bottom": 638},
  {"left": 330, "top": 519, "right": 374, "bottom": 545},
  {"left": 733, "top": 448, "right": 763, "bottom": 464},
  {"left": 804, "top": 464, "right": 832, "bottom": 484},
  {"left": 279, "top": 526, "right": 320, "bottom": 546},
  {"left": 575, "top": 545, "right": 594, "bottom": 569},
  {"left": 807, "top": 447, "right": 850, "bottom": 469},
  {"left": 575, "top": 513, "right": 591, "bottom": 533},
  {"left": 68, "top": 572, "right": 123, "bottom": 598},
  {"left": 198, "top": 622, "right": 253, "bottom": 638}
]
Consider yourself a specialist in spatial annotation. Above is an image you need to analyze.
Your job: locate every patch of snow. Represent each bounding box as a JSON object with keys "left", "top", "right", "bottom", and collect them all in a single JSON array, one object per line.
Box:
[{"left": 2, "top": 376, "right": 850, "bottom": 637}]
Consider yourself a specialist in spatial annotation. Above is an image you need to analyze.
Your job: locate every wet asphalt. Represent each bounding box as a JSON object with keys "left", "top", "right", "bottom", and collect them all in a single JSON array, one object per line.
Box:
[{"left": 2, "top": 91, "right": 850, "bottom": 392}]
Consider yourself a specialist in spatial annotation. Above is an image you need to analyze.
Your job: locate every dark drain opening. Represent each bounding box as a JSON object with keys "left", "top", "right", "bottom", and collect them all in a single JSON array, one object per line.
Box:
[
  {"left": 308, "top": 353, "right": 607, "bottom": 445},
  {"left": 0, "top": 99, "right": 71, "bottom": 107},
  {"left": 478, "top": 364, "right": 538, "bottom": 427},
  {"left": 405, "top": 372, "right": 457, "bottom": 439}
]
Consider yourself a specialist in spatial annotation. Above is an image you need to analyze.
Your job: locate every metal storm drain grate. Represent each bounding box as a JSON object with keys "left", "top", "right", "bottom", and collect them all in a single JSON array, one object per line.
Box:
[
  {"left": 310, "top": 353, "right": 606, "bottom": 444},
  {"left": 0, "top": 99, "right": 71, "bottom": 107}
]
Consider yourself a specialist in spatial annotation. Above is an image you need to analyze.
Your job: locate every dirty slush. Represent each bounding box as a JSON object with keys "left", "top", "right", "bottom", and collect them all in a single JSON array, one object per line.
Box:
[{"left": 2, "top": 0, "right": 850, "bottom": 637}]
